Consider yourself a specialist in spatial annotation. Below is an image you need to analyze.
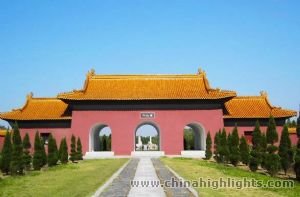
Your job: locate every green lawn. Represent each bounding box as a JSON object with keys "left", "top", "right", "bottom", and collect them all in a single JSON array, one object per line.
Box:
[
  {"left": 161, "top": 157, "right": 300, "bottom": 197},
  {"left": 0, "top": 159, "right": 128, "bottom": 197}
]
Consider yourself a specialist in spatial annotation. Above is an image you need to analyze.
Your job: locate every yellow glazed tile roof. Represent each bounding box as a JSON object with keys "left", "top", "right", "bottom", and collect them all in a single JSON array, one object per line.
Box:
[
  {"left": 0, "top": 93, "right": 70, "bottom": 120},
  {"left": 224, "top": 92, "right": 296, "bottom": 118},
  {"left": 57, "top": 69, "right": 236, "bottom": 100},
  {"left": 288, "top": 127, "right": 297, "bottom": 134},
  {"left": 0, "top": 129, "right": 8, "bottom": 136}
]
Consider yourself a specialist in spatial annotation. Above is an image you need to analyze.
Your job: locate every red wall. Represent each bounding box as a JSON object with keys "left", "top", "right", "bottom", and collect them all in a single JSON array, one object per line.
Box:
[
  {"left": 0, "top": 136, "right": 4, "bottom": 151},
  {"left": 225, "top": 126, "right": 298, "bottom": 147},
  {"left": 19, "top": 128, "right": 71, "bottom": 153},
  {"left": 71, "top": 109, "right": 224, "bottom": 155},
  {"left": 16, "top": 111, "right": 297, "bottom": 156},
  {"left": 290, "top": 133, "right": 298, "bottom": 146}
]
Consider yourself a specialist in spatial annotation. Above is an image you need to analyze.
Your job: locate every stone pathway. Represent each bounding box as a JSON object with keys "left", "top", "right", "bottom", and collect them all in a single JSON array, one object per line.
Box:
[
  {"left": 152, "top": 158, "right": 195, "bottom": 197},
  {"left": 100, "top": 159, "right": 139, "bottom": 197},
  {"left": 128, "top": 157, "right": 166, "bottom": 197},
  {"left": 98, "top": 157, "right": 196, "bottom": 197}
]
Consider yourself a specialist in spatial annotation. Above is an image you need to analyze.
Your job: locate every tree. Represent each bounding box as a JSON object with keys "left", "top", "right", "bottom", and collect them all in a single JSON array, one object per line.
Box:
[
  {"left": 76, "top": 137, "right": 83, "bottom": 160},
  {"left": 183, "top": 137, "right": 187, "bottom": 150},
  {"left": 264, "top": 116, "right": 280, "bottom": 176},
  {"left": 47, "top": 134, "right": 58, "bottom": 167},
  {"left": 10, "top": 123, "right": 24, "bottom": 175},
  {"left": 102, "top": 135, "right": 107, "bottom": 151},
  {"left": 252, "top": 121, "right": 262, "bottom": 150},
  {"left": 205, "top": 132, "right": 212, "bottom": 160},
  {"left": 220, "top": 128, "right": 229, "bottom": 163},
  {"left": 278, "top": 125, "right": 293, "bottom": 174},
  {"left": 229, "top": 126, "right": 240, "bottom": 166},
  {"left": 22, "top": 133, "right": 32, "bottom": 170},
  {"left": 69, "top": 135, "right": 77, "bottom": 162},
  {"left": 249, "top": 150, "right": 260, "bottom": 172},
  {"left": 33, "top": 132, "right": 43, "bottom": 170},
  {"left": 40, "top": 138, "right": 47, "bottom": 166},
  {"left": 266, "top": 116, "right": 278, "bottom": 145},
  {"left": 260, "top": 133, "right": 267, "bottom": 169},
  {"left": 265, "top": 152, "right": 281, "bottom": 177},
  {"left": 239, "top": 136, "right": 250, "bottom": 165},
  {"left": 213, "top": 130, "right": 221, "bottom": 163},
  {"left": 294, "top": 138, "right": 300, "bottom": 181},
  {"left": 107, "top": 134, "right": 111, "bottom": 151},
  {"left": 0, "top": 131, "right": 12, "bottom": 175},
  {"left": 59, "top": 138, "right": 68, "bottom": 164}
]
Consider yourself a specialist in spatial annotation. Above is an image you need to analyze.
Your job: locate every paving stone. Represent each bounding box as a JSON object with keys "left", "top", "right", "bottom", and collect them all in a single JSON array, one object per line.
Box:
[
  {"left": 100, "top": 159, "right": 139, "bottom": 197},
  {"left": 152, "top": 158, "right": 195, "bottom": 197},
  {"left": 128, "top": 157, "right": 166, "bottom": 197}
]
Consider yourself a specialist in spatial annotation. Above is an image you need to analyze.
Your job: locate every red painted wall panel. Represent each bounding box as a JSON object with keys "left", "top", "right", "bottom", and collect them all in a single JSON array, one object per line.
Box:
[
  {"left": 19, "top": 128, "right": 71, "bottom": 153},
  {"left": 71, "top": 109, "right": 224, "bottom": 155},
  {"left": 0, "top": 136, "right": 4, "bottom": 151}
]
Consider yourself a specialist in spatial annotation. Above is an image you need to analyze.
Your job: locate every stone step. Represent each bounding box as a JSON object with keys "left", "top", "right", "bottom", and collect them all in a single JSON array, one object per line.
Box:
[{"left": 131, "top": 151, "right": 165, "bottom": 158}]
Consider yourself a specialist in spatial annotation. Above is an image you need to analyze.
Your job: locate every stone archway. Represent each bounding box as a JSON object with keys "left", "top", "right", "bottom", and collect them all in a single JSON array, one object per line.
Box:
[
  {"left": 89, "top": 124, "right": 111, "bottom": 152},
  {"left": 132, "top": 122, "right": 164, "bottom": 157},
  {"left": 182, "top": 122, "right": 206, "bottom": 158},
  {"left": 135, "top": 122, "right": 160, "bottom": 151}
]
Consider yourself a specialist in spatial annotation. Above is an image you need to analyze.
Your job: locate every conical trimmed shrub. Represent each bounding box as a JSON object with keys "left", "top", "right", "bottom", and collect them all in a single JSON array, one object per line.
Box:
[
  {"left": 239, "top": 136, "right": 250, "bottom": 165},
  {"left": 0, "top": 131, "right": 12, "bottom": 175},
  {"left": 279, "top": 124, "right": 293, "bottom": 174},
  {"left": 10, "top": 123, "right": 24, "bottom": 175},
  {"left": 252, "top": 120, "right": 262, "bottom": 150},
  {"left": 229, "top": 126, "right": 240, "bottom": 166},
  {"left": 33, "top": 131, "right": 43, "bottom": 170},
  {"left": 69, "top": 135, "right": 77, "bottom": 162},
  {"left": 266, "top": 116, "right": 278, "bottom": 145},
  {"left": 47, "top": 134, "right": 58, "bottom": 167},
  {"left": 22, "top": 133, "right": 32, "bottom": 170},
  {"left": 59, "top": 138, "right": 68, "bottom": 164},
  {"left": 205, "top": 132, "right": 212, "bottom": 160},
  {"left": 40, "top": 138, "right": 47, "bottom": 166},
  {"left": 76, "top": 137, "right": 83, "bottom": 160}
]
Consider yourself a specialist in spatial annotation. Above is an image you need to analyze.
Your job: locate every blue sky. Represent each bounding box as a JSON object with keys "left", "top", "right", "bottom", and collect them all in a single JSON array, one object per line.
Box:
[{"left": 0, "top": 1, "right": 299, "bottom": 127}]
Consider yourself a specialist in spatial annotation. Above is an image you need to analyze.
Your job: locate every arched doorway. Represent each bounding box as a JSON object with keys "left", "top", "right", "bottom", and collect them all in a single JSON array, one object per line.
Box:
[
  {"left": 90, "top": 124, "right": 112, "bottom": 152},
  {"left": 135, "top": 123, "right": 160, "bottom": 151},
  {"left": 183, "top": 123, "right": 206, "bottom": 151}
]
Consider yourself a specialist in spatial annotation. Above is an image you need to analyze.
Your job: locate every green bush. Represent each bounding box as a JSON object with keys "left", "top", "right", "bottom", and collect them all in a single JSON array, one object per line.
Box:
[
  {"left": 294, "top": 139, "right": 300, "bottom": 181},
  {"left": 76, "top": 137, "right": 83, "bottom": 160},
  {"left": 205, "top": 132, "right": 212, "bottom": 160},
  {"left": 229, "top": 126, "right": 240, "bottom": 166},
  {"left": 47, "top": 134, "right": 58, "bottom": 167},
  {"left": 278, "top": 125, "right": 293, "bottom": 174},
  {"left": 265, "top": 151, "right": 281, "bottom": 177},
  {"left": 239, "top": 136, "right": 250, "bottom": 165},
  {"left": 10, "top": 123, "right": 24, "bottom": 175},
  {"left": 69, "top": 135, "right": 77, "bottom": 162},
  {"left": 266, "top": 116, "right": 278, "bottom": 145},
  {"left": 249, "top": 150, "right": 260, "bottom": 172},
  {"left": 22, "top": 133, "right": 32, "bottom": 170},
  {"left": 0, "top": 131, "right": 12, "bottom": 175},
  {"left": 33, "top": 131, "right": 43, "bottom": 170},
  {"left": 59, "top": 138, "right": 68, "bottom": 164}
]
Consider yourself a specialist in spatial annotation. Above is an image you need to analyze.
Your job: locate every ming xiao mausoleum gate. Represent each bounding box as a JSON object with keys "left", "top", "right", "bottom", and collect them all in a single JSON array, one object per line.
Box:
[{"left": 0, "top": 69, "right": 297, "bottom": 158}]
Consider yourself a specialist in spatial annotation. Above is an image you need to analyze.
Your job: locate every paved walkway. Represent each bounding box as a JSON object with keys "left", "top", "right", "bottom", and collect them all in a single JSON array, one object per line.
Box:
[
  {"left": 128, "top": 157, "right": 166, "bottom": 197},
  {"left": 152, "top": 158, "right": 195, "bottom": 197},
  {"left": 100, "top": 159, "right": 139, "bottom": 197},
  {"left": 98, "top": 157, "right": 195, "bottom": 197}
]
